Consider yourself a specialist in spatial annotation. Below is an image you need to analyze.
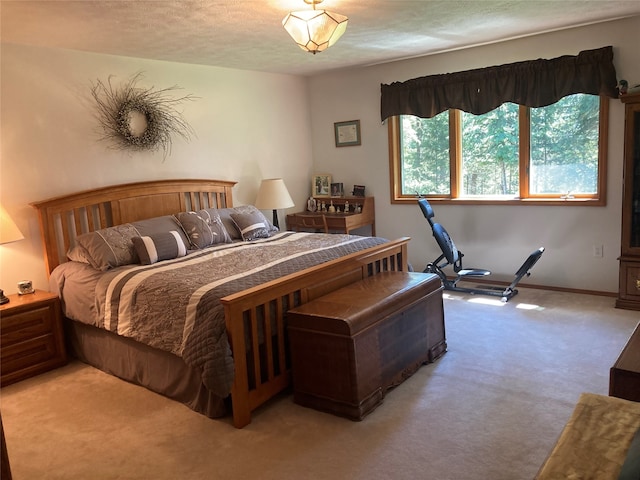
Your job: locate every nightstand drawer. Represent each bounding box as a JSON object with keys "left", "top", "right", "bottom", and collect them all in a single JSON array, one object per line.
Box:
[
  {"left": 0, "top": 290, "right": 67, "bottom": 386},
  {"left": 1, "top": 334, "right": 60, "bottom": 379},
  {"left": 1, "top": 305, "right": 56, "bottom": 345}
]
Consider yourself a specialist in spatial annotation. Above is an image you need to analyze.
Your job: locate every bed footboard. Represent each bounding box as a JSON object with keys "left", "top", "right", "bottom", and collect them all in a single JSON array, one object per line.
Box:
[{"left": 221, "top": 237, "right": 410, "bottom": 428}]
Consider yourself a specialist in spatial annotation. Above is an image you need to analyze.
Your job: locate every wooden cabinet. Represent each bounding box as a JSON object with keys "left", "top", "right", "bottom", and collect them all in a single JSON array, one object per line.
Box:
[
  {"left": 286, "top": 196, "right": 375, "bottom": 235},
  {"left": 0, "top": 290, "right": 67, "bottom": 386},
  {"left": 610, "top": 322, "right": 640, "bottom": 401},
  {"left": 617, "top": 93, "right": 640, "bottom": 310}
]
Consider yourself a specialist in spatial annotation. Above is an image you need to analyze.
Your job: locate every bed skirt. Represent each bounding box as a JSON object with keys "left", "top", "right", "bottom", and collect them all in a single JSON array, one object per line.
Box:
[{"left": 64, "top": 318, "right": 228, "bottom": 419}]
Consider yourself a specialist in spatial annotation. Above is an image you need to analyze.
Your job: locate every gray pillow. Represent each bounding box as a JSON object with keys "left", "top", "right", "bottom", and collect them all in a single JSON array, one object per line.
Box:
[
  {"left": 230, "top": 211, "right": 271, "bottom": 241},
  {"left": 131, "top": 215, "right": 189, "bottom": 246},
  {"left": 218, "top": 205, "right": 278, "bottom": 240},
  {"left": 68, "top": 215, "right": 188, "bottom": 270},
  {"left": 132, "top": 231, "right": 188, "bottom": 265},
  {"left": 73, "top": 223, "right": 139, "bottom": 271},
  {"left": 175, "top": 210, "right": 232, "bottom": 249}
]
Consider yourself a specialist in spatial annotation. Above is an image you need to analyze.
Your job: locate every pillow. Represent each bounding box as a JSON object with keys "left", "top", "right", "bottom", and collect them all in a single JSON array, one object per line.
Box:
[
  {"left": 230, "top": 211, "right": 271, "bottom": 241},
  {"left": 218, "top": 205, "right": 278, "bottom": 240},
  {"left": 132, "top": 231, "right": 188, "bottom": 265},
  {"left": 70, "top": 215, "right": 189, "bottom": 270},
  {"left": 74, "top": 223, "right": 140, "bottom": 271},
  {"left": 175, "top": 210, "right": 232, "bottom": 249},
  {"left": 132, "top": 215, "right": 189, "bottom": 246},
  {"left": 66, "top": 244, "right": 93, "bottom": 264}
]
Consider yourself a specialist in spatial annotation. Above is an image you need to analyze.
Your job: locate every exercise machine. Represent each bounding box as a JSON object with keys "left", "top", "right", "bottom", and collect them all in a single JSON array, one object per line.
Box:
[{"left": 418, "top": 198, "right": 544, "bottom": 302}]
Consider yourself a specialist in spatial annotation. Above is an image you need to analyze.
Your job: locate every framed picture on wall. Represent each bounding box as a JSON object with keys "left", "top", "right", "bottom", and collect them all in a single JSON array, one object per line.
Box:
[
  {"left": 312, "top": 174, "right": 332, "bottom": 197},
  {"left": 334, "top": 120, "right": 361, "bottom": 147}
]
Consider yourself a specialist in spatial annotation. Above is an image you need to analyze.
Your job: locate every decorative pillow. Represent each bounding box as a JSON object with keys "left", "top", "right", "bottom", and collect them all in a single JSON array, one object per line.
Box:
[
  {"left": 74, "top": 223, "right": 140, "bottom": 271},
  {"left": 132, "top": 231, "right": 188, "bottom": 265},
  {"left": 175, "top": 210, "right": 232, "bottom": 249},
  {"left": 131, "top": 215, "right": 190, "bottom": 246},
  {"left": 230, "top": 211, "right": 271, "bottom": 241},
  {"left": 218, "top": 205, "right": 278, "bottom": 240},
  {"left": 70, "top": 215, "right": 189, "bottom": 270}
]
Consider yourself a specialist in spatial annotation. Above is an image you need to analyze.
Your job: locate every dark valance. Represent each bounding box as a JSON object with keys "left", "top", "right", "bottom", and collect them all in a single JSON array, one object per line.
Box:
[{"left": 380, "top": 46, "right": 618, "bottom": 121}]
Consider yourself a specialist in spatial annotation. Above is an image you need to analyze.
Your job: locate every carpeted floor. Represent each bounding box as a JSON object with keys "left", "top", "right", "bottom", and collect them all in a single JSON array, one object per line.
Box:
[{"left": 1, "top": 288, "right": 638, "bottom": 480}]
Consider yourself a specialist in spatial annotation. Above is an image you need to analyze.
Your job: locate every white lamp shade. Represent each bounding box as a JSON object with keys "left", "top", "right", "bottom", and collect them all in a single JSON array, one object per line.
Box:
[
  {"left": 254, "top": 178, "right": 295, "bottom": 210},
  {"left": 283, "top": 9, "right": 348, "bottom": 54},
  {"left": 0, "top": 204, "right": 24, "bottom": 245}
]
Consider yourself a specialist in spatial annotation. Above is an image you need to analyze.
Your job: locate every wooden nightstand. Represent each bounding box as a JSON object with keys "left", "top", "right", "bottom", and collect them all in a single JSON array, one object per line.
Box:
[{"left": 0, "top": 290, "right": 67, "bottom": 387}]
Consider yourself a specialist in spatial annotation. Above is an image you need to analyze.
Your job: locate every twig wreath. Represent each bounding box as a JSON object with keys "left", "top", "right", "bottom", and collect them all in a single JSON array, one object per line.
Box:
[{"left": 91, "top": 73, "right": 196, "bottom": 158}]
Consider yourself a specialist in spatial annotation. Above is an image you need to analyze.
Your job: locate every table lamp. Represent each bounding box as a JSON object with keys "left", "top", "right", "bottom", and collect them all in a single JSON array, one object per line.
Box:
[
  {"left": 0, "top": 204, "right": 25, "bottom": 304},
  {"left": 254, "top": 178, "right": 294, "bottom": 230}
]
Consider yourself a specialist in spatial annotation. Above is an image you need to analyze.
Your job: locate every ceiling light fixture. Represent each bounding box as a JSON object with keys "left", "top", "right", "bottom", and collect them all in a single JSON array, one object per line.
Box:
[{"left": 282, "top": 0, "right": 348, "bottom": 55}]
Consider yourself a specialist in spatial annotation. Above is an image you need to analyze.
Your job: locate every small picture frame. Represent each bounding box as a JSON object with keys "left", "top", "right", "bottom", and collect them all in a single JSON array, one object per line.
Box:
[
  {"left": 331, "top": 183, "right": 344, "bottom": 197},
  {"left": 334, "top": 120, "right": 361, "bottom": 147},
  {"left": 352, "top": 185, "right": 366, "bottom": 197},
  {"left": 312, "top": 174, "right": 332, "bottom": 197}
]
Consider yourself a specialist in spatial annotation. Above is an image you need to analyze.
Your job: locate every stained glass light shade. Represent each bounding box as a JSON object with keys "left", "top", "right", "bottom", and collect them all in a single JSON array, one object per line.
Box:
[{"left": 282, "top": 8, "right": 348, "bottom": 54}]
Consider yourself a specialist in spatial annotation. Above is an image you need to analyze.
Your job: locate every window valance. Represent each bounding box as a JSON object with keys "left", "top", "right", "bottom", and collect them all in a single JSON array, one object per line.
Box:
[{"left": 380, "top": 46, "right": 618, "bottom": 122}]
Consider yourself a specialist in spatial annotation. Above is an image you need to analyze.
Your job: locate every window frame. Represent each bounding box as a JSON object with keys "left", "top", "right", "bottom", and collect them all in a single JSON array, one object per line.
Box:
[{"left": 388, "top": 96, "right": 609, "bottom": 206}]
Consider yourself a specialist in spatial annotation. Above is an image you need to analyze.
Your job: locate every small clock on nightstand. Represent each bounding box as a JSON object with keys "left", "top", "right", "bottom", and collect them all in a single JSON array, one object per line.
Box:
[{"left": 0, "top": 290, "right": 67, "bottom": 387}]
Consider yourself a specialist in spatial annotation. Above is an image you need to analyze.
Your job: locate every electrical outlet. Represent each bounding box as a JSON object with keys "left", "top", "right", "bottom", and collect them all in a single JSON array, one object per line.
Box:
[{"left": 593, "top": 245, "right": 604, "bottom": 257}]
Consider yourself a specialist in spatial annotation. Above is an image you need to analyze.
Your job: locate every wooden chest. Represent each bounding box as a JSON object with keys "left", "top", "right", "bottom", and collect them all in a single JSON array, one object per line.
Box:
[{"left": 287, "top": 271, "right": 445, "bottom": 420}]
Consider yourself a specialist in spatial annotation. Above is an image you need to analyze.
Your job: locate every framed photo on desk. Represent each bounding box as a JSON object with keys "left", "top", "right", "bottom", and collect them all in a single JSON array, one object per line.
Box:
[{"left": 312, "top": 174, "right": 332, "bottom": 197}]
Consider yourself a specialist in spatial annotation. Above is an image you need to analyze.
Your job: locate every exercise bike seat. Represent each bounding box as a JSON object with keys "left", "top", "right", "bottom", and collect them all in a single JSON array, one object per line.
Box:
[{"left": 458, "top": 268, "right": 491, "bottom": 277}]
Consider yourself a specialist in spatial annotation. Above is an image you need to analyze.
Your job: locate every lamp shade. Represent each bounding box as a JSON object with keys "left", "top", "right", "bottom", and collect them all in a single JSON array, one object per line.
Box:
[
  {"left": 254, "top": 178, "right": 294, "bottom": 210},
  {"left": 0, "top": 204, "right": 24, "bottom": 245},
  {"left": 255, "top": 179, "right": 294, "bottom": 230},
  {"left": 282, "top": 8, "right": 348, "bottom": 54}
]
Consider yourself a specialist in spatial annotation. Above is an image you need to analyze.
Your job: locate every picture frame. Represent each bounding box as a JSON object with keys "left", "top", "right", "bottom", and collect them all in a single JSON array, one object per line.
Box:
[
  {"left": 334, "top": 119, "right": 361, "bottom": 147},
  {"left": 352, "top": 185, "right": 366, "bottom": 197},
  {"left": 331, "top": 182, "right": 344, "bottom": 197},
  {"left": 312, "top": 174, "right": 332, "bottom": 197}
]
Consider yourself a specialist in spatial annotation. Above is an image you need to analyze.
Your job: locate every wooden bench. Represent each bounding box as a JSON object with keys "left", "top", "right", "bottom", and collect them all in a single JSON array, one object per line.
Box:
[{"left": 287, "top": 271, "right": 445, "bottom": 420}]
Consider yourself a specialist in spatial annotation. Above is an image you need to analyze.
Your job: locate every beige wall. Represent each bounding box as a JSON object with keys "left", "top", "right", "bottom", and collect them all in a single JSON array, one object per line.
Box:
[
  {"left": 0, "top": 44, "right": 313, "bottom": 291},
  {"left": 308, "top": 16, "right": 640, "bottom": 293},
  {"left": 2, "top": 16, "right": 639, "bottom": 295}
]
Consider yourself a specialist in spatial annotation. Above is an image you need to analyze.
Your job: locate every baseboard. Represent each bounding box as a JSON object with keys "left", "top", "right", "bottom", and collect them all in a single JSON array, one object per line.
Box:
[{"left": 453, "top": 277, "right": 617, "bottom": 298}]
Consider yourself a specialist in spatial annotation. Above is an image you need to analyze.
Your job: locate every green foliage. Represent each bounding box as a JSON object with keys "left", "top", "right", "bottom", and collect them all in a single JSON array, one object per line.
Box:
[
  {"left": 530, "top": 95, "right": 599, "bottom": 194},
  {"left": 461, "top": 103, "right": 519, "bottom": 195},
  {"left": 401, "top": 113, "right": 450, "bottom": 195},
  {"left": 400, "top": 94, "right": 599, "bottom": 197}
]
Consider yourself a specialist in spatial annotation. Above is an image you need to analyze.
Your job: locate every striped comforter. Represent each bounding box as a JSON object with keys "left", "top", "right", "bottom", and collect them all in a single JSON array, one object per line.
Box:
[{"left": 88, "top": 232, "right": 388, "bottom": 397}]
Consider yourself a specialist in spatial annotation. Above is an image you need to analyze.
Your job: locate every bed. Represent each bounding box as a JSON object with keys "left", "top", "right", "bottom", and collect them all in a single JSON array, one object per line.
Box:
[{"left": 31, "top": 179, "right": 410, "bottom": 428}]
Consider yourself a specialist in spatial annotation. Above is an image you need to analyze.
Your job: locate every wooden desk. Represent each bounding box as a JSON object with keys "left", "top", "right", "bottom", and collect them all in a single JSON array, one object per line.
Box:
[
  {"left": 287, "top": 196, "right": 375, "bottom": 235},
  {"left": 610, "top": 322, "right": 640, "bottom": 402}
]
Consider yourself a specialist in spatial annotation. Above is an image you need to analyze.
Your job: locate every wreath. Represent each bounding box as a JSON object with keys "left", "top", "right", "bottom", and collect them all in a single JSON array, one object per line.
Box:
[{"left": 91, "top": 73, "right": 196, "bottom": 158}]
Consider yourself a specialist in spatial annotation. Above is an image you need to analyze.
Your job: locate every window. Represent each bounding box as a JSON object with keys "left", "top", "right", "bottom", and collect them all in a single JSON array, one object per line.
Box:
[{"left": 389, "top": 94, "right": 608, "bottom": 205}]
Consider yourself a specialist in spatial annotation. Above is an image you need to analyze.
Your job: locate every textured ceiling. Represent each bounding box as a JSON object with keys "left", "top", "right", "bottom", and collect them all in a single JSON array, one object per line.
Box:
[{"left": 2, "top": 1, "right": 640, "bottom": 76}]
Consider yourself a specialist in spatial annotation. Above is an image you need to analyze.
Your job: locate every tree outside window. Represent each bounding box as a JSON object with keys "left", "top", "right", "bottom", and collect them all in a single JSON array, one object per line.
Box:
[{"left": 391, "top": 94, "right": 607, "bottom": 205}]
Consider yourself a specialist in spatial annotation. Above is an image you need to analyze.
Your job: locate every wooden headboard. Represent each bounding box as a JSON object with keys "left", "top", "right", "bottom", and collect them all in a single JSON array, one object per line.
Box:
[{"left": 31, "top": 179, "right": 237, "bottom": 275}]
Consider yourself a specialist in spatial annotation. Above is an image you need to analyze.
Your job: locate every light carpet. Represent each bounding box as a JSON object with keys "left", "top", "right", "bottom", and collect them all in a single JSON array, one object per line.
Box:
[{"left": 1, "top": 288, "right": 638, "bottom": 480}]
